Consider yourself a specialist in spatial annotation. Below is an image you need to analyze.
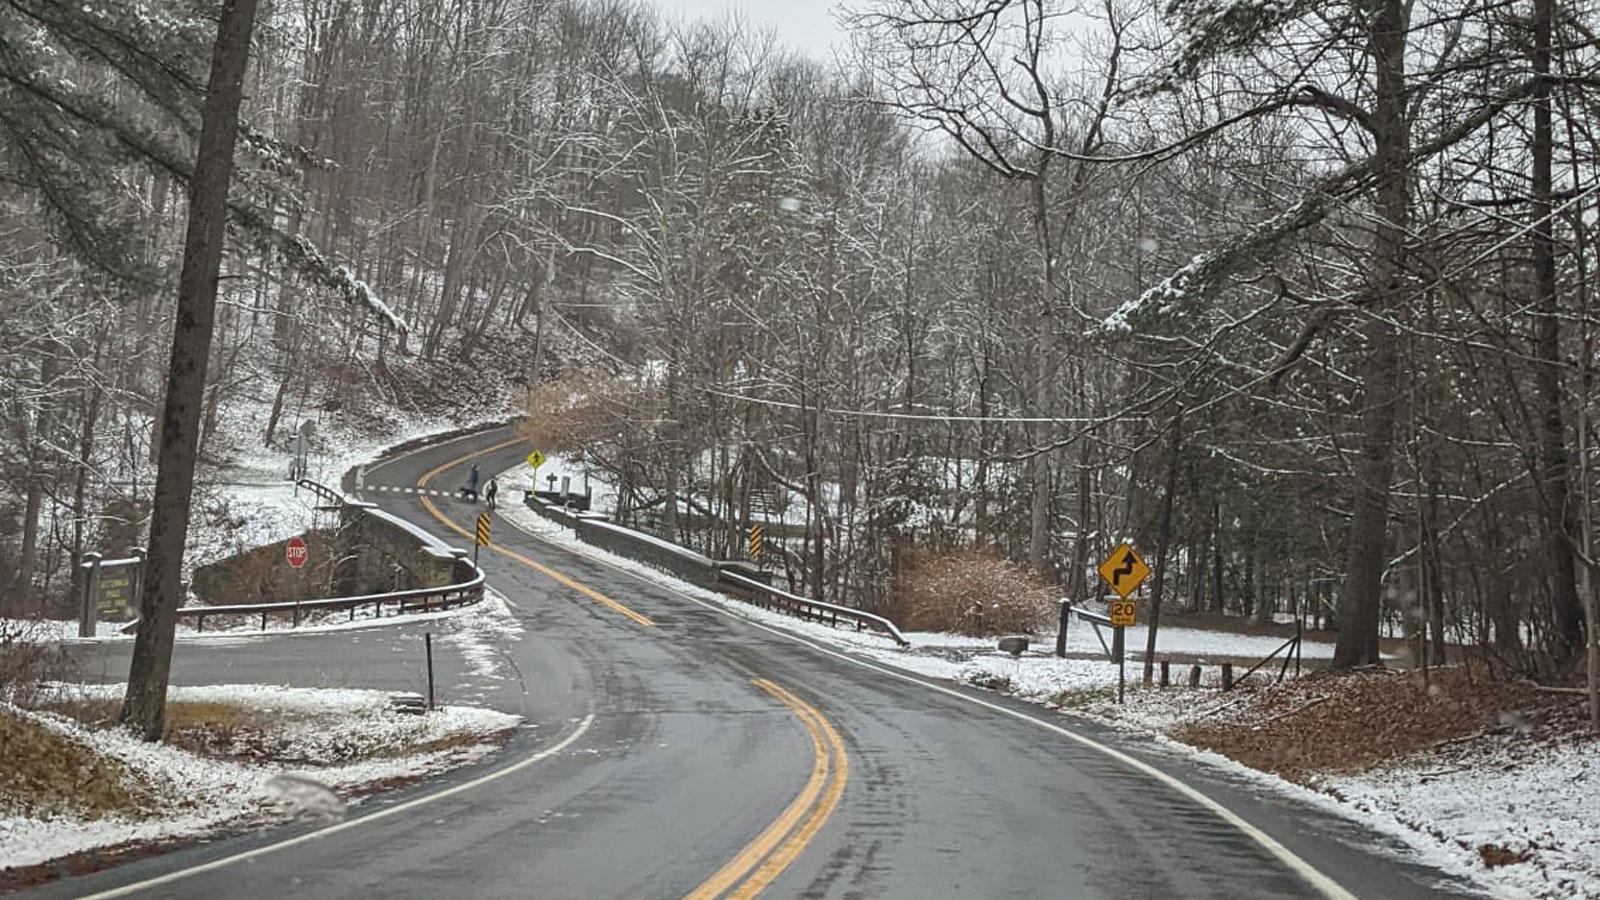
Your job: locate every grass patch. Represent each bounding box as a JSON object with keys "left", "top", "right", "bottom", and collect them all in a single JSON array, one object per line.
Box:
[
  {"left": 1048, "top": 686, "right": 1119, "bottom": 710},
  {"left": 0, "top": 709, "right": 148, "bottom": 821},
  {"left": 35, "top": 697, "right": 278, "bottom": 762},
  {"left": 33, "top": 694, "right": 513, "bottom": 769}
]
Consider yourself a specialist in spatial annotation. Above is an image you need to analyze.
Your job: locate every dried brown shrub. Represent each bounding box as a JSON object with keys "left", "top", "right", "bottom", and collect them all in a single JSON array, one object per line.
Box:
[
  {"left": 1478, "top": 843, "right": 1532, "bottom": 868},
  {"left": 518, "top": 372, "right": 663, "bottom": 460},
  {"left": 0, "top": 620, "right": 70, "bottom": 708},
  {"left": 0, "top": 709, "right": 146, "bottom": 821},
  {"left": 893, "top": 548, "right": 1056, "bottom": 636},
  {"left": 1171, "top": 667, "right": 1575, "bottom": 781}
]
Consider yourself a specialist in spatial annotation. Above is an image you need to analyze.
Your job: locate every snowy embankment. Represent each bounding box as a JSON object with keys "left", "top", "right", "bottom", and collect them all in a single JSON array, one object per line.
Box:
[
  {"left": 493, "top": 467, "right": 1598, "bottom": 900},
  {"left": 0, "top": 683, "right": 519, "bottom": 872},
  {"left": 187, "top": 398, "right": 514, "bottom": 574}
]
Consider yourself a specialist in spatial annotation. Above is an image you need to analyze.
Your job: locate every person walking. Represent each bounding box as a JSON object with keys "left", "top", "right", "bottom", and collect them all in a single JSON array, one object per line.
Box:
[
  {"left": 465, "top": 463, "right": 481, "bottom": 501},
  {"left": 484, "top": 476, "right": 498, "bottom": 510}
]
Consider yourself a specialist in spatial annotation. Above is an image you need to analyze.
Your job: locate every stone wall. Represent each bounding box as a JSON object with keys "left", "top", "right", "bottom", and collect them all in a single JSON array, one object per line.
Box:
[{"left": 194, "top": 501, "right": 467, "bottom": 605}]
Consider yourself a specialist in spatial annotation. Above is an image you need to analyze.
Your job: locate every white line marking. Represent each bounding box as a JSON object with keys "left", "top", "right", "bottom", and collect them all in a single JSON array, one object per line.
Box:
[
  {"left": 72, "top": 715, "right": 595, "bottom": 900},
  {"left": 497, "top": 514, "right": 1360, "bottom": 900}
]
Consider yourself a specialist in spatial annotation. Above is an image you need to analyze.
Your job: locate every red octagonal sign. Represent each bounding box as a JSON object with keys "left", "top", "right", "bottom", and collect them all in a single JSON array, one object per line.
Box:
[{"left": 285, "top": 536, "right": 308, "bottom": 569}]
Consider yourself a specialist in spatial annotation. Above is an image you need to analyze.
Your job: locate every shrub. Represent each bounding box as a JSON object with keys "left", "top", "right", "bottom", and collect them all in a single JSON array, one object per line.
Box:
[
  {"left": 0, "top": 620, "right": 69, "bottom": 708},
  {"left": 518, "top": 372, "right": 663, "bottom": 460},
  {"left": 893, "top": 548, "right": 1056, "bottom": 636}
]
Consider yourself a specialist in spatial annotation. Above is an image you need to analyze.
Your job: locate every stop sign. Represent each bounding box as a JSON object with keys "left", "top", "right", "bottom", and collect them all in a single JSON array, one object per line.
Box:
[{"left": 285, "top": 536, "right": 308, "bottom": 569}]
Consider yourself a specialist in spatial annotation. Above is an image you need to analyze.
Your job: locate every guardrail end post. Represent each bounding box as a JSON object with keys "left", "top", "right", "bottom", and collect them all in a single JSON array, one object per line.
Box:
[
  {"left": 1055, "top": 600, "right": 1070, "bottom": 658},
  {"left": 425, "top": 631, "right": 435, "bottom": 712}
]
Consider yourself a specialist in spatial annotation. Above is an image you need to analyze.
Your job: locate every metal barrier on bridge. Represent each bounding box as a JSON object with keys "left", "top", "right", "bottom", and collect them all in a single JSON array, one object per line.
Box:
[{"left": 717, "top": 570, "right": 910, "bottom": 648}]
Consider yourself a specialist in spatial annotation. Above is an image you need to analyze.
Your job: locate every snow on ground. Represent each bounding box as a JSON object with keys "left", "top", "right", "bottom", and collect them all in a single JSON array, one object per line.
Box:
[
  {"left": 512, "top": 453, "right": 616, "bottom": 514},
  {"left": 1319, "top": 739, "right": 1599, "bottom": 900},
  {"left": 1, "top": 684, "right": 518, "bottom": 871},
  {"left": 492, "top": 465, "right": 1599, "bottom": 900},
  {"left": 187, "top": 397, "right": 513, "bottom": 575},
  {"left": 436, "top": 587, "right": 522, "bottom": 681}
]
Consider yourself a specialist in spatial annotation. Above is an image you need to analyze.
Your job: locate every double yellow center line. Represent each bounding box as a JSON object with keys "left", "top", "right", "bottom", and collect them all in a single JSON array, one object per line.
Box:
[
  {"left": 683, "top": 679, "right": 849, "bottom": 900},
  {"left": 399, "top": 438, "right": 848, "bottom": 897}
]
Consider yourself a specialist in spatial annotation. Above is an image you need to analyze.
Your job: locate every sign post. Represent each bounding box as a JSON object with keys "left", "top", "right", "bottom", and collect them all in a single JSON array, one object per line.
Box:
[
  {"left": 474, "top": 512, "right": 491, "bottom": 567},
  {"left": 748, "top": 524, "right": 763, "bottom": 565},
  {"left": 286, "top": 536, "right": 309, "bottom": 570},
  {"left": 78, "top": 552, "right": 101, "bottom": 638},
  {"left": 290, "top": 419, "right": 315, "bottom": 482},
  {"left": 526, "top": 449, "right": 547, "bottom": 502},
  {"left": 1098, "top": 543, "right": 1151, "bottom": 704},
  {"left": 78, "top": 551, "right": 145, "bottom": 636}
]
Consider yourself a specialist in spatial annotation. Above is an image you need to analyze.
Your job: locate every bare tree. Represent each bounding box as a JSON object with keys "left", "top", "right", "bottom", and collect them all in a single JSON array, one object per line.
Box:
[{"left": 120, "top": 0, "right": 262, "bottom": 741}]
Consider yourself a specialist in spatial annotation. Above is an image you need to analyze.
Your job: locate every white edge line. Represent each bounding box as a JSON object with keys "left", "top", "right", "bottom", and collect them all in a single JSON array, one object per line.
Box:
[
  {"left": 496, "top": 513, "right": 1361, "bottom": 900},
  {"left": 72, "top": 714, "right": 596, "bottom": 900}
]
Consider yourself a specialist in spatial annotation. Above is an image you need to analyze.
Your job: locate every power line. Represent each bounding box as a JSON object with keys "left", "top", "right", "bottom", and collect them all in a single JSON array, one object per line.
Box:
[{"left": 702, "top": 388, "right": 1124, "bottom": 424}]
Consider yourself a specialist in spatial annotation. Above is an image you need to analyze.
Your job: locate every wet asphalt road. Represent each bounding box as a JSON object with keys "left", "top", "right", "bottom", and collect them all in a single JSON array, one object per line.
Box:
[{"left": 38, "top": 427, "right": 1487, "bottom": 900}]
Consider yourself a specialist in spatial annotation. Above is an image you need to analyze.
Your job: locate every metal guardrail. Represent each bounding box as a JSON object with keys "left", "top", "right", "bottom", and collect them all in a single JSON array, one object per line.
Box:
[
  {"left": 718, "top": 570, "right": 910, "bottom": 647},
  {"left": 1059, "top": 601, "right": 1118, "bottom": 662},
  {"left": 296, "top": 478, "right": 347, "bottom": 508},
  {"left": 178, "top": 565, "right": 486, "bottom": 632}
]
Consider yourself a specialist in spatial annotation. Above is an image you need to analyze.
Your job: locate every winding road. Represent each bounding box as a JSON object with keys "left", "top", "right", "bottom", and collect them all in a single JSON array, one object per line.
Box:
[{"left": 41, "top": 426, "right": 1483, "bottom": 900}]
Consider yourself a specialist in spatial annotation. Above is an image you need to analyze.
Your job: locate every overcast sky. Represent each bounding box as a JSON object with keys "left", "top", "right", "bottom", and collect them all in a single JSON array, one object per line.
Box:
[{"left": 651, "top": 0, "right": 849, "bottom": 61}]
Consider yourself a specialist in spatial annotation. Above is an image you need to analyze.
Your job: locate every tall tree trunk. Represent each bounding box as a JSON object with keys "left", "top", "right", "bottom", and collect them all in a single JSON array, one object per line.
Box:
[
  {"left": 69, "top": 365, "right": 104, "bottom": 614},
  {"left": 1333, "top": 0, "right": 1411, "bottom": 669},
  {"left": 17, "top": 444, "right": 46, "bottom": 605},
  {"left": 1027, "top": 167, "right": 1054, "bottom": 575},
  {"left": 1211, "top": 502, "right": 1225, "bottom": 614},
  {"left": 18, "top": 353, "right": 61, "bottom": 601},
  {"left": 120, "top": 0, "right": 261, "bottom": 742},
  {"left": 1531, "top": 0, "right": 1585, "bottom": 661},
  {"left": 1143, "top": 413, "right": 1182, "bottom": 684}
]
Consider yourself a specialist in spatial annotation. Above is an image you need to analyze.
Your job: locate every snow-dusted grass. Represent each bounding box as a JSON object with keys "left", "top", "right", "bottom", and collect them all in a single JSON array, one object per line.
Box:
[
  {"left": 1321, "top": 740, "right": 1598, "bottom": 900},
  {"left": 1, "top": 683, "right": 518, "bottom": 872},
  {"left": 492, "top": 466, "right": 1598, "bottom": 900}
]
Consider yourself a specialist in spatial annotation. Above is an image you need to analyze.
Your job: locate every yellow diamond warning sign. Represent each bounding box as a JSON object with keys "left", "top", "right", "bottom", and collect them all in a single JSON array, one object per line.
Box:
[{"left": 1098, "top": 543, "right": 1150, "bottom": 600}]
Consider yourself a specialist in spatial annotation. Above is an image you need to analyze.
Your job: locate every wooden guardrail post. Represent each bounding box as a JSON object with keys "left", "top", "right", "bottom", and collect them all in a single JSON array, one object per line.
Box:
[
  {"left": 1221, "top": 662, "right": 1234, "bottom": 691},
  {"left": 1159, "top": 659, "right": 1170, "bottom": 687},
  {"left": 1188, "top": 664, "right": 1201, "bottom": 687}
]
